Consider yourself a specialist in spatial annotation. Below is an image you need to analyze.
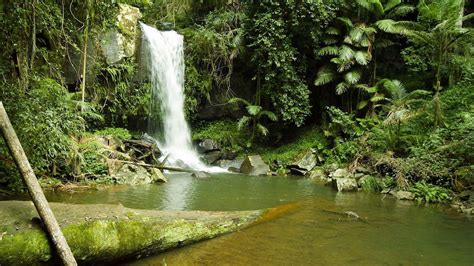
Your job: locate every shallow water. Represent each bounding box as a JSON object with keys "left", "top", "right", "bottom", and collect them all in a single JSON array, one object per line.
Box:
[{"left": 13, "top": 173, "right": 474, "bottom": 265}]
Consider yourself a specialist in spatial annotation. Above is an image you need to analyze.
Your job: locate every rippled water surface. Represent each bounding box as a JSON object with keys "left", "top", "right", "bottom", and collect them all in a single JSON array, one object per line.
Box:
[{"left": 34, "top": 173, "right": 474, "bottom": 265}]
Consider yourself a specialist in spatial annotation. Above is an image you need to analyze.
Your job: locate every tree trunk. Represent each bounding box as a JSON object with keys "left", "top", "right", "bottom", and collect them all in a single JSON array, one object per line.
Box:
[
  {"left": 80, "top": 1, "right": 90, "bottom": 113},
  {"left": 30, "top": 0, "right": 36, "bottom": 70},
  {"left": 0, "top": 102, "right": 77, "bottom": 266}
]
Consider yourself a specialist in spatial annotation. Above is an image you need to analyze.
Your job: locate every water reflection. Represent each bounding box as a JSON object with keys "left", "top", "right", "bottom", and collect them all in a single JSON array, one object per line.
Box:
[{"left": 160, "top": 173, "right": 194, "bottom": 210}]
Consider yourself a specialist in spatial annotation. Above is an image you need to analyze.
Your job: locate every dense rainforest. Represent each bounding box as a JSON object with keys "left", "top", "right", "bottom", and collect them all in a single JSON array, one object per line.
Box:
[{"left": 0, "top": 0, "right": 473, "bottom": 207}]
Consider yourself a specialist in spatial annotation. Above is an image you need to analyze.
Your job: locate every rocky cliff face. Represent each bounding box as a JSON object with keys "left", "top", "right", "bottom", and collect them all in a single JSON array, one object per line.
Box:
[{"left": 101, "top": 4, "right": 142, "bottom": 65}]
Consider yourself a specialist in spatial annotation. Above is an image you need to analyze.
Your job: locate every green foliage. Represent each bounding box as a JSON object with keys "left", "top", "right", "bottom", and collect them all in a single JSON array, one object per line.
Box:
[
  {"left": 229, "top": 97, "right": 277, "bottom": 142},
  {"left": 94, "top": 128, "right": 132, "bottom": 140},
  {"left": 94, "top": 59, "right": 150, "bottom": 125},
  {"left": 181, "top": 7, "right": 245, "bottom": 116},
  {"left": 76, "top": 139, "right": 108, "bottom": 177},
  {"left": 361, "top": 176, "right": 383, "bottom": 192},
  {"left": 258, "top": 128, "right": 327, "bottom": 165},
  {"left": 0, "top": 78, "right": 84, "bottom": 180},
  {"left": 192, "top": 120, "right": 247, "bottom": 152},
  {"left": 245, "top": 1, "right": 337, "bottom": 126},
  {"left": 410, "top": 181, "right": 451, "bottom": 203}
]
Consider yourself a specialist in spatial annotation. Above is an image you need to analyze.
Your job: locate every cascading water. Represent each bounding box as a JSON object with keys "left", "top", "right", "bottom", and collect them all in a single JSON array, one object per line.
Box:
[{"left": 140, "top": 22, "right": 213, "bottom": 171}]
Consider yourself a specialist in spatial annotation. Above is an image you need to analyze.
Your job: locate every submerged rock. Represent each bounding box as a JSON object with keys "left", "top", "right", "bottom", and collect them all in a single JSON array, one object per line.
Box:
[
  {"left": 240, "top": 155, "right": 270, "bottom": 176},
  {"left": 150, "top": 168, "right": 168, "bottom": 183},
  {"left": 309, "top": 168, "right": 331, "bottom": 185},
  {"left": 0, "top": 201, "right": 264, "bottom": 264},
  {"left": 332, "top": 178, "right": 358, "bottom": 192},
  {"left": 192, "top": 171, "right": 211, "bottom": 179}
]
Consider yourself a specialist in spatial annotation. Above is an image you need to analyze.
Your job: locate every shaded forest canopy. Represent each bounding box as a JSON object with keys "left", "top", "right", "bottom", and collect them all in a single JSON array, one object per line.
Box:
[{"left": 0, "top": 0, "right": 473, "bottom": 203}]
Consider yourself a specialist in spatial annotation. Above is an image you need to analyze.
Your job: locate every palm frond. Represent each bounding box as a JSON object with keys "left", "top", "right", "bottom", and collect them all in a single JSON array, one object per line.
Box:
[
  {"left": 315, "top": 67, "right": 336, "bottom": 86},
  {"left": 339, "top": 45, "right": 355, "bottom": 61},
  {"left": 336, "top": 82, "right": 349, "bottom": 95},
  {"left": 337, "top": 17, "right": 353, "bottom": 28},
  {"left": 228, "top": 97, "right": 251, "bottom": 106},
  {"left": 388, "top": 5, "right": 415, "bottom": 18},
  {"left": 237, "top": 116, "right": 251, "bottom": 131},
  {"left": 260, "top": 110, "right": 278, "bottom": 121},
  {"left": 246, "top": 105, "right": 262, "bottom": 116},
  {"left": 376, "top": 19, "right": 401, "bottom": 33},
  {"left": 354, "top": 51, "right": 370, "bottom": 65},
  {"left": 318, "top": 46, "right": 339, "bottom": 56},
  {"left": 344, "top": 70, "right": 361, "bottom": 84},
  {"left": 326, "top": 27, "right": 340, "bottom": 35},
  {"left": 370, "top": 93, "right": 386, "bottom": 102},
  {"left": 256, "top": 124, "right": 269, "bottom": 137},
  {"left": 384, "top": 0, "right": 401, "bottom": 12}
]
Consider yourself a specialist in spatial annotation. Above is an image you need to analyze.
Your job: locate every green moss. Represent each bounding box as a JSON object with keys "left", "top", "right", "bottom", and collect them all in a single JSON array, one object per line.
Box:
[{"left": 0, "top": 211, "right": 262, "bottom": 264}]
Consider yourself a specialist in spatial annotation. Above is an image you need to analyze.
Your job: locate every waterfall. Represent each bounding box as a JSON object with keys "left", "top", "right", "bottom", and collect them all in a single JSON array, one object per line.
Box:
[{"left": 140, "top": 22, "right": 212, "bottom": 171}]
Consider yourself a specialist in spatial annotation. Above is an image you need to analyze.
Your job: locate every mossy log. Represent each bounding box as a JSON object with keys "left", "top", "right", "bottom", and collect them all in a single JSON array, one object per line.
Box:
[{"left": 0, "top": 201, "right": 264, "bottom": 265}]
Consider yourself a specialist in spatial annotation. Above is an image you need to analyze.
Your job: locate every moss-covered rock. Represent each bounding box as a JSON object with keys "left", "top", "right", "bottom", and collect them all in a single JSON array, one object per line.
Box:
[{"left": 0, "top": 201, "right": 263, "bottom": 264}]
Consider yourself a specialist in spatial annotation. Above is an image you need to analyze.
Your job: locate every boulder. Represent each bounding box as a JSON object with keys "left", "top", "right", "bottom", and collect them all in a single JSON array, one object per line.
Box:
[
  {"left": 196, "top": 139, "right": 221, "bottom": 153},
  {"left": 215, "top": 159, "right": 243, "bottom": 170},
  {"left": 390, "top": 190, "right": 415, "bottom": 200},
  {"left": 309, "top": 168, "right": 331, "bottom": 184},
  {"left": 329, "top": 168, "right": 353, "bottom": 179},
  {"left": 240, "top": 155, "right": 270, "bottom": 176},
  {"left": 149, "top": 168, "right": 167, "bottom": 183},
  {"left": 332, "top": 178, "right": 358, "bottom": 192},
  {"left": 288, "top": 149, "right": 318, "bottom": 172},
  {"left": 106, "top": 159, "right": 166, "bottom": 185},
  {"left": 101, "top": 4, "right": 141, "bottom": 65},
  {"left": 192, "top": 171, "right": 211, "bottom": 179},
  {"left": 221, "top": 149, "right": 237, "bottom": 160},
  {"left": 201, "top": 150, "right": 222, "bottom": 165},
  {"left": 228, "top": 167, "right": 241, "bottom": 173}
]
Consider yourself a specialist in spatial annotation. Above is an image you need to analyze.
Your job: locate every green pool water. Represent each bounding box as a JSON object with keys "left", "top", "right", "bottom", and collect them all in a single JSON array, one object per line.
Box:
[{"left": 17, "top": 173, "right": 474, "bottom": 265}]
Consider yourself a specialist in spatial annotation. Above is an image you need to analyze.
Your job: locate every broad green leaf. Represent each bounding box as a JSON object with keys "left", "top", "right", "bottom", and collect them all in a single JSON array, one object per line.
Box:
[{"left": 357, "top": 100, "right": 369, "bottom": 110}]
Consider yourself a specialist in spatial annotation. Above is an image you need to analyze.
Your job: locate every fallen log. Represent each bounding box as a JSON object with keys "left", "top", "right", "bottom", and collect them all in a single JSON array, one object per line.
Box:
[
  {"left": 0, "top": 201, "right": 264, "bottom": 264},
  {"left": 115, "top": 159, "right": 197, "bottom": 173}
]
